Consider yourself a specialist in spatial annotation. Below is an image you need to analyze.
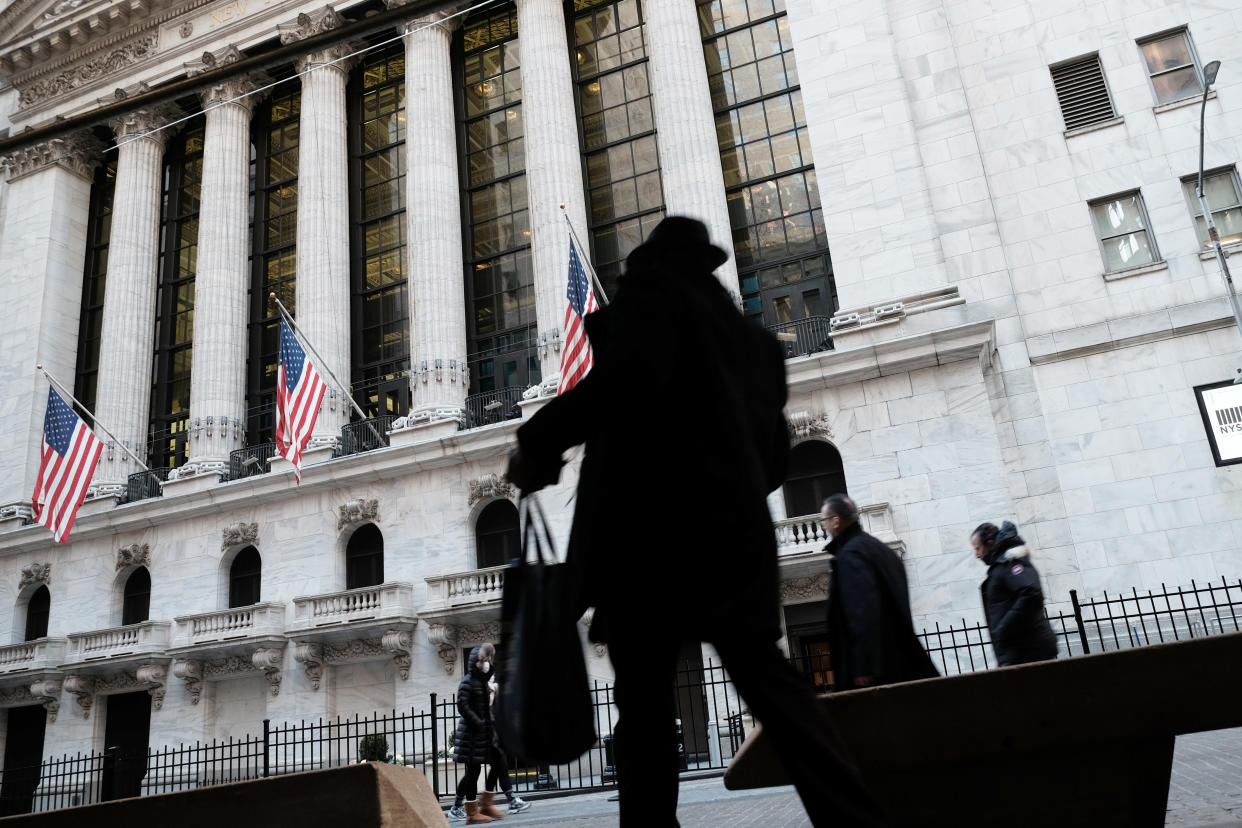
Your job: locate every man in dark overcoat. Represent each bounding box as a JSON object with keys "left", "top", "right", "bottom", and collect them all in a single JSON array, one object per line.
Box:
[
  {"left": 508, "top": 217, "right": 886, "bottom": 827},
  {"left": 823, "top": 494, "right": 939, "bottom": 690}
]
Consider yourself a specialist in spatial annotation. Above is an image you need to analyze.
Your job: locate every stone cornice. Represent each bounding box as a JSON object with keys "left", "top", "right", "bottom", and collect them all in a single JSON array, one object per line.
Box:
[
  {"left": 0, "top": 129, "right": 101, "bottom": 181},
  {"left": 784, "top": 319, "right": 996, "bottom": 394}
]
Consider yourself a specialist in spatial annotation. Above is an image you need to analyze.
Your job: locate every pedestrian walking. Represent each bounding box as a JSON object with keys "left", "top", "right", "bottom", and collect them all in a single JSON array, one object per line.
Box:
[
  {"left": 971, "top": 521, "right": 1058, "bottom": 666},
  {"left": 822, "top": 493, "right": 938, "bottom": 690},
  {"left": 482, "top": 672, "right": 532, "bottom": 817},
  {"left": 507, "top": 216, "right": 888, "bottom": 827}
]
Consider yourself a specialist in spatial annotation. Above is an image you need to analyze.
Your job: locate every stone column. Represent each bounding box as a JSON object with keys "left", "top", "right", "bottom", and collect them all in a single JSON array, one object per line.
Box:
[
  {"left": 398, "top": 8, "right": 469, "bottom": 422},
  {"left": 90, "top": 109, "right": 174, "bottom": 494},
  {"left": 515, "top": 0, "right": 591, "bottom": 386},
  {"left": 642, "top": 1, "right": 740, "bottom": 300},
  {"left": 182, "top": 73, "right": 260, "bottom": 477},
  {"left": 281, "top": 8, "right": 355, "bottom": 448},
  {"left": 0, "top": 133, "right": 99, "bottom": 515}
]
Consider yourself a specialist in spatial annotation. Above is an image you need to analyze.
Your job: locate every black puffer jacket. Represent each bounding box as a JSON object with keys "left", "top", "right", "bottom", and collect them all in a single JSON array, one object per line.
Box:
[
  {"left": 452, "top": 646, "right": 493, "bottom": 763},
  {"left": 981, "top": 522, "right": 1058, "bottom": 667}
]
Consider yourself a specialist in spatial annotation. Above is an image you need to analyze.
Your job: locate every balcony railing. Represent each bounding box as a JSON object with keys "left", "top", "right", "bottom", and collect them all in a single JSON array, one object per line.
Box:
[
  {"left": 767, "top": 316, "right": 833, "bottom": 359},
  {"left": 172, "top": 603, "right": 285, "bottom": 648},
  {"left": 0, "top": 638, "right": 67, "bottom": 675},
  {"left": 65, "top": 621, "right": 171, "bottom": 665},
  {"left": 776, "top": 503, "right": 899, "bottom": 558},
  {"left": 124, "top": 467, "right": 170, "bottom": 504},
  {"left": 338, "top": 415, "right": 396, "bottom": 457},
  {"left": 424, "top": 566, "right": 506, "bottom": 614},
  {"left": 289, "top": 582, "right": 415, "bottom": 632},
  {"left": 227, "top": 443, "right": 276, "bottom": 481},
  {"left": 463, "top": 387, "right": 526, "bottom": 430}
]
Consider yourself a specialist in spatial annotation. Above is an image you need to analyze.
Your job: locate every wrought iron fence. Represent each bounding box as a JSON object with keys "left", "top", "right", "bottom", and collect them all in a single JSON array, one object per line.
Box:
[
  {"left": 766, "top": 316, "right": 833, "bottom": 359},
  {"left": 1, "top": 577, "right": 1239, "bottom": 814},
  {"left": 463, "top": 387, "right": 526, "bottom": 430},
  {"left": 338, "top": 415, "right": 396, "bottom": 457},
  {"left": 123, "top": 467, "right": 170, "bottom": 504},
  {"left": 227, "top": 443, "right": 276, "bottom": 481}
]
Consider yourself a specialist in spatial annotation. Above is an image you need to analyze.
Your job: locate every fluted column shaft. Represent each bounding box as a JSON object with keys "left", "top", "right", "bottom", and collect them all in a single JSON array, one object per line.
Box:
[
  {"left": 185, "top": 81, "right": 257, "bottom": 473},
  {"left": 642, "top": 1, "right": 740, "bottom": 300},
  {"left": 515, "top": 0, "right": 590, "bottom": 384},
  {"left": 402, "top": 15, "right": 469, "bottom": 416},
  {"left": 295, "top": 50, "right": 353, "bottom": 444},
  {"left": 92, "top": 111, "right": 170, "bottom": 491}
]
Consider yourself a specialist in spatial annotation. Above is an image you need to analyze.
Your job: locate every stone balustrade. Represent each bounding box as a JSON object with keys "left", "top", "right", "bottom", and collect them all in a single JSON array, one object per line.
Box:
[
  {"left": 776, "top": 502, "right": 902, "bottom": 558},
  {"left": 290, "top": 582, "right": 415, "bottom": 631},
  {"left": 424, "top": 566, "right": 505, "bottom": 613},
  {"left": 173, "top": 602, "right": 285, "bottom": 647},
  {"left": 0, "top": 637, "right": 67, "bottom": 675},
  {"left": 65, "top": 621, "right": 171, "bottom": 663}
]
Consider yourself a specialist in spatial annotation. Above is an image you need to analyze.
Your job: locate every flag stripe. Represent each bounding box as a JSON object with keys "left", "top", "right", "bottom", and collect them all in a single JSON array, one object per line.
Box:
[
  {"left": 276, "top": 318, "right": 327, "bottom": 482},
  {"left": 32, "top": 387, "right": 103, "bottom": 544},
  {"left": 559, "top": 238, "right": 598, "bottom": 394}
]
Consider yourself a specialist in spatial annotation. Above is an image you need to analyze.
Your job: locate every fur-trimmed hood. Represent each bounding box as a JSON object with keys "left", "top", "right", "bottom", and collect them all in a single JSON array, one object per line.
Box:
[{"left": 998, "top": 544, "right": 1031, "bottom": 563}]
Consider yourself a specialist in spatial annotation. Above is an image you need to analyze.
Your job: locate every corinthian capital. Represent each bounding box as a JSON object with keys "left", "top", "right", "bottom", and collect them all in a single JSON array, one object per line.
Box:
[
  {"left": 199, "top": 76, "right": 264, "bottom": 112},
  {"left": 386, "top": 0, "right": 464, "bottom": 34},
  {"left": 0, "top": 131, "right": 102, "bottom": 183},
  {"left": 109, "top": 105, "right": 181, "bottom": 145}
]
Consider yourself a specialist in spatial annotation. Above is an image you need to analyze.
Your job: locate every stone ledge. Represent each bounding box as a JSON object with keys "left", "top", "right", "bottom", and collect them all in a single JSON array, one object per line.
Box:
[{"left": 1026, "top": 296, "right": 1237, "bottom": 365}]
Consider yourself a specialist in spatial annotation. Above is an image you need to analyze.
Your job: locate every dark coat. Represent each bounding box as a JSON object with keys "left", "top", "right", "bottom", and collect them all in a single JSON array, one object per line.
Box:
[
  {"left": 452, "top": 645, "right": 494, "bottom": 764},
  {"left": 826, "top": 522, "right": 938, "bottom": 690},
  {"left": 516, "top": 245, "right": 789, "bottom": 644},
  {"left": 981, "top": 524, "right": 1058, "bottom": 667}
]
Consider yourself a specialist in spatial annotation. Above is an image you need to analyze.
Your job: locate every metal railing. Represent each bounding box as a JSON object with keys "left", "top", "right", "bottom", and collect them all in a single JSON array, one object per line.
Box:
[
  {"left": 124, "top": 468, "right": 170, "bottom": 504},
  {"left": 2, "top": 577, "right": 1239, "bottom": 815},
  {"left": 227, "top": 443, "right": 276, "bottom": 481},
  {"left": 338, "top": 415, "right": 396, "bottom": 457},
  {"left": 766, "top": 315, "right": 833, "bottom": 359},
  {"left": 463, "top": 387, "right": 526, "bottom": 430}
]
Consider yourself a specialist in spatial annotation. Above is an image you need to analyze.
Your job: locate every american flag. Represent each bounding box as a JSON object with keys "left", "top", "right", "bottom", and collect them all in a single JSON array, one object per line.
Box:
[
  {"left": 32, "top": 386, "right": 103, "bottom": 544},
  {"left": 558, "top": 238, "right": 599, "bottom": 394},
  {"left": 275, "top": 318, "right": 326, "bottom": 482}
]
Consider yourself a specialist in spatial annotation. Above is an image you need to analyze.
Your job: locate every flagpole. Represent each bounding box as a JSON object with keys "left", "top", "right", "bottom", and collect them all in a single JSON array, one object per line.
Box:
[
  {"left": 35, "top": 365, "right": 157, "bottom": 482},
  {"left": 269, "top": 294, "right": 386, "bottom": 447},
  {"left": 559, "top": 205, "right": 610, "bottom": 307}
]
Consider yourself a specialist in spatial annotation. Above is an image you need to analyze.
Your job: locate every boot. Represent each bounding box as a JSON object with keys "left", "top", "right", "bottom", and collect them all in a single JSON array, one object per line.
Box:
[
  {"left": 465, "top": 800, "right": 493, "bottom": 825},
  {"left": 479, "top": 791, "right": 505, "bottom": 820}
]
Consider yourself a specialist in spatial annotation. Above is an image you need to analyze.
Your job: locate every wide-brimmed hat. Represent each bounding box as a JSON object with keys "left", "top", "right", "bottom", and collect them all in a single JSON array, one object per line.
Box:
[{"left": 627, "top": 216, "right": 729, "bottom": 272}]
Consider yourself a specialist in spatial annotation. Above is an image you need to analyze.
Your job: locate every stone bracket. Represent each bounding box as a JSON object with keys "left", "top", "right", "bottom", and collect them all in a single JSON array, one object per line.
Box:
[
  {"left": 173, "top": 646, "right": 285, "bottom": 703},
  {"left": 424, "top": 622, "right": 500, "bottom": 674}
]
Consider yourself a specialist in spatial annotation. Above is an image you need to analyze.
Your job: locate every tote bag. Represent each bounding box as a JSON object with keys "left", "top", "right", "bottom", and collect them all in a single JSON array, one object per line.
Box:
[{"left": 492, "top": 494, "right": 596, "bottom": 763}]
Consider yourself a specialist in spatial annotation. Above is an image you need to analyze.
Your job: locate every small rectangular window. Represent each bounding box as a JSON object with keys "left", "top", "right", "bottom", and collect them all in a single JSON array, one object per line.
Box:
[
  {"left": 1181, "top": 168, "right": 1242, "bottom": 249},
  {"left": 1138, "top": 28, "right": 1204, "bottom": 105},
  {"left": 1089, "top": 191, "right": 1160, "bottom": 273},
  {"left": 1050, "top": 54, "right": 1116, "bottom": 131}
]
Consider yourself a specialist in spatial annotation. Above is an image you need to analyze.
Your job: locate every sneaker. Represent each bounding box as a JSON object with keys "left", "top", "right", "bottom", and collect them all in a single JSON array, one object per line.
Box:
[
  {"left": 448, "top": 804, "right": 466, "bottom": 820},
  {"left": 508, "top": 796, "right": 531, "bottom": 814}
]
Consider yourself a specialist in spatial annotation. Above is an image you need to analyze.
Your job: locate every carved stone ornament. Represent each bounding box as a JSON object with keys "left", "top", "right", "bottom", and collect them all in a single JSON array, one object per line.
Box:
[
  {"left": 788, "top": 410, "right": 832, "bottom": 440},
  {"left": 135, "top": 664, "right": 168, "bottom": 710},
  {"left": 222, "top": 522, "right": 259, "bottom": 552},
  {"left": 173, "top": 659, "right": 204, "bottom": 705},
  {"left": 0, "top": 132, "right": 100, "bottom": 182},
  {"left": 0, "top": 504, "right": 34, "bottom": 522},
  {"left": 278, "top": 6, "right": 344, "bottom": 45},
  {"left": 459, "top": 622, "right": 501, "bottom": 645},
  {"left": 29, "top": 679, "right": 62, "bottom": 722},
  {"left": 381, "top": 630, "right": 412, "bottom": 681},
  {"left": 779, "top": 573, "right": 830, "bottom": 602},
  {"left": 252, "top": 648, "right": 283, "bottom": 695},
  {"left": 184, "top": 44, "right": 243, "bottom": 78},
  {"left": 115, "top": 543, "right": 150, "bottom": 571},
  {"left": 468, "top": 474, "right": 514, "bottom": 507},
  {"left": 337, "top": 498, "right": 379, "bottom": 531},
  {"left": 62, "top": 674, "right": 95, "bottom": 718},
  {"left": 17, "top": 35, "right": 160, "bottom": 110},
  {"left": 109, "top": 105, "right": 178, "bottom": 144},
  {"left": 427, "top": 624, "right": 458, "bottom": 674},
  {"left": 294, "top": 642, "right": 324, "bottom": 691},
  {"left": 179, "top": 20, "right": 194, "bottom": 38},
  {"left": 198, "top": 75, "right": 263, "bottom": 112},
  {"left": 40, "top": 0, "right": 87, "bottom": 25},
  {"left": 0, "top": 685, "right": 35, "bottom": 708},
  {"left": 19, "top": 562, "right": 51, "bottom": 589}
]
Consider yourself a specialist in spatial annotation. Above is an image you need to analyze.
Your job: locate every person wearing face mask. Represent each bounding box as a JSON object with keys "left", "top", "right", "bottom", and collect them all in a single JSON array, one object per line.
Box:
[
  {"left": 822, "top": 493, "right": 938, "bottom": 691},
  {"left": 450, "top": 643, "right": 529, "bottom": 823}
]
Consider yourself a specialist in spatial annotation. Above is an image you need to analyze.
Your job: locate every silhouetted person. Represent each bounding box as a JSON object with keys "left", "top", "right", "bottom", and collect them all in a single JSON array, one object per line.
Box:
[
  {"left": 508, "top": 217, "right": 887, "bottom": 827},
  {"left": 822, "top": 494, "right": 938, "bottom": 690},
  {"left": 971, "top": 521, "right": 1058, "bottom": 666}
]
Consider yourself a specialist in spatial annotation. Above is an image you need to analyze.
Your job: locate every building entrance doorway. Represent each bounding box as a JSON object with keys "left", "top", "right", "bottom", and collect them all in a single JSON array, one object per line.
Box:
[
  {"left": 0, "top": 705, "right": 47, "bottom": 815},
  {"left": 101, "top": 691, "right": 151, "bottom": 802}
]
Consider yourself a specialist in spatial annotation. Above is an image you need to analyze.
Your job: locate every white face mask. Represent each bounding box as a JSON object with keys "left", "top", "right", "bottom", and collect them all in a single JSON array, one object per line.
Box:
[{"left": 480, "top": 660, "right": 491, "bottom": 673}]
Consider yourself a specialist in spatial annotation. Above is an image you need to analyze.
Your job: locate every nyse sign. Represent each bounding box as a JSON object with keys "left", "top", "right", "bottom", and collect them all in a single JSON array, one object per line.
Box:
[{"left": 1195, "top": 380, "right": 1242, "bottom": 467}]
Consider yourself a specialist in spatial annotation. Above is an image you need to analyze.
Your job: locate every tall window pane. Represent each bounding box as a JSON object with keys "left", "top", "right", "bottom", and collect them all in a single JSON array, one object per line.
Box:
[
  {"left": 74, "top": 158, "right": 117, "bottom": 419},
  {"left": 573, "top": 0, "right": 666, "bottom": 298},
  {"left": 699, "top": 0, "right": 836, "bottom": 330},
  {"left": 461, "top": 6, "right": 539, "bottom": 394},
  {"left": 351, "top": 48, "right": 410, "bottom": 418},
  {"left": 149, "top": 124, "right": 204, "bottom": 469},
  {"left": 246, "top": 91, "right": 300, "bottom": 445}
]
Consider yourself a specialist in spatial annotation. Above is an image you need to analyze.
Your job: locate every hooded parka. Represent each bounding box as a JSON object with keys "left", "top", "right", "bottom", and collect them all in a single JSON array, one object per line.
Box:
[
  {"left": 981, "top": 522, "right": 1058, "bottom": 666},
  {"left": 452, "top": 645, "right": 494, "bottom": 764}
]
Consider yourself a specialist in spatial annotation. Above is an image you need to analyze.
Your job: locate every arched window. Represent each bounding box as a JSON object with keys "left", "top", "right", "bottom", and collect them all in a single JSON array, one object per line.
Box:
[
  {"left": 476, "top": 500, "right": 519, "bottom": 569},
  {"left": 346, "top": 524, "right": 384, "bottom": 590},
  {"left": 782, "top": 441, "right": 847, "bottom": 518},
  {"left": 121, "top": 567, "right": 151, "bottom": 626},
  {"left": 229, "top": 547, "right": 262, "bottom": 608},
  {"left": 24, "top": 586, "right": 50, "bottom": 642}
]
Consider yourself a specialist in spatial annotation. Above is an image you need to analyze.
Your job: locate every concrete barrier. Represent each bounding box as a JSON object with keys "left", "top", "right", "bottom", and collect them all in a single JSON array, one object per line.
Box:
[
  {"left": 724, "top": 631, "right": 1242, "bottom": 827},
  {"left": 0, "top": 761, "right": 449, "bottom": 827}
]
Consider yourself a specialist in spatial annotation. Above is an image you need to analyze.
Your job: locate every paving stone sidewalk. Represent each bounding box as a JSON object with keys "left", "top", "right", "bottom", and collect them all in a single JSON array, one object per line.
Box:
[{"left": 458, "top": 727, "right": 1242, "bottom": 826}]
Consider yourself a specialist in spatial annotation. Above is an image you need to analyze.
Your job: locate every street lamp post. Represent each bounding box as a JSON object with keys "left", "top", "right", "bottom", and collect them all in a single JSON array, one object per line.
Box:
[{"left": 1195, "top": 59, "right": 1242, "bottom": 383}]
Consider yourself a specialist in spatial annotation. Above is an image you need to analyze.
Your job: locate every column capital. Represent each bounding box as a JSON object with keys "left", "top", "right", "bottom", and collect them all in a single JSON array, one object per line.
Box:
[
  {"left": 199, "top": 75, "right": 264, "bottom": 113},
  {"left": 296, "top": 42, "right": 362, "bottom": 75},
  {"left": 109, "top": 105, "right": 181, "bottom": 146},
  {"left": 388, "top": 0, "right": 464, "bottom": 35},
  {"left": 0, "top": 130, "right": 102, "bottom": 183}
]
